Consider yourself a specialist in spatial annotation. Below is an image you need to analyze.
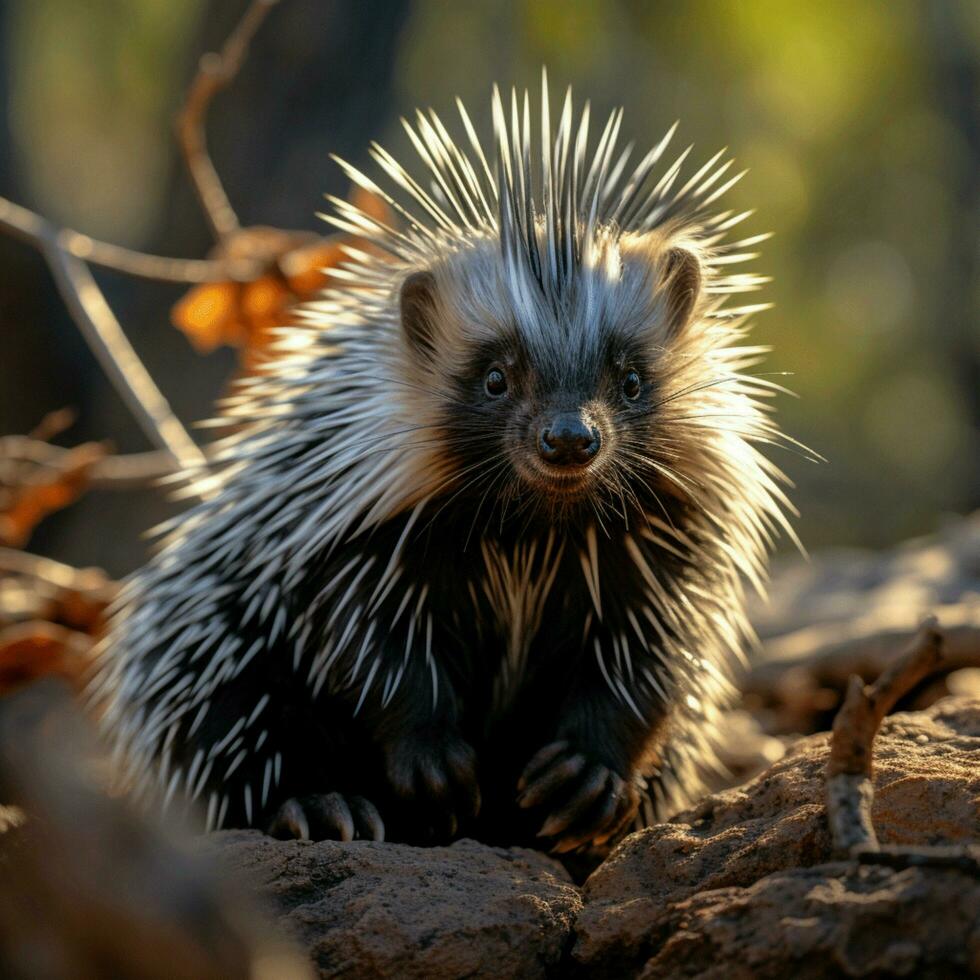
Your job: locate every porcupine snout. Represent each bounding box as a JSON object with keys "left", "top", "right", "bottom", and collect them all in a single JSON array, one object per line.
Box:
[{"left": 536, "top": 412, "right": 602, "bottom": 467}]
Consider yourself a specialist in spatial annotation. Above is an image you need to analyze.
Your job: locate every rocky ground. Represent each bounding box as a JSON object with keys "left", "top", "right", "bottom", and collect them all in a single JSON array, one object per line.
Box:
[
  {"left": 2, "top": 515, "right": 979, "bottom": 978},
  {"left": 199, "top": 514, "right": 980, "bottom": 978},
  {"left": 208, "top": 698, "right": 979, "bottom": 979}
]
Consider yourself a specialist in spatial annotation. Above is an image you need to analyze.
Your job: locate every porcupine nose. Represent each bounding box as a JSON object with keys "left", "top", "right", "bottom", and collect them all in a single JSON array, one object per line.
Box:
[{"left": 537, "top": 413, "right": 601, "bottom": 466}]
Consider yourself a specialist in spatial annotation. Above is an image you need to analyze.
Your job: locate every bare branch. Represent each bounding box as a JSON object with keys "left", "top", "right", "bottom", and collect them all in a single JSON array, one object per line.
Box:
[
  {"left": 88, "top": 451, "right": 179, "bottom": 487},
  {"left": 0, "top": 194, "right": 260, "bottom": 283},
  {"left": 0, "top": 1, "right": 284, "bottom": 502},
  {"left": 743, "top": 606, "right": 980, "bottom": 735},
  {"left": 176, "top": 0, "right": 281, "bottom": 239},
  {"left": 28, "top": 409, "right": 77, "bottom": 442},
  {"left": 0, "top": 442, "right": 107, "bottom": 548},
  {"left": 0, "top": 2, "right": 287, "bottom": 507},
  {"left": 62, "top": 228, "right": 259, "bottom": 283},
  {"left": 39, "top": 237, "right": 208, "bottom": 478},
  {"left": 1, "top": 437, "right": 177, "bottom": 489},
  {"left": 825, "top": 617, "right": 945, "bottom": 856},
  {"left": 0, "top": 547, "right": 111, "bottom": 593}
]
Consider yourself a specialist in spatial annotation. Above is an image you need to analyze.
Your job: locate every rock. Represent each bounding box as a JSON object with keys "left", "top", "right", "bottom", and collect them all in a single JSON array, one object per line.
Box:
[
  {"left": 741, "top": 512, "right": 980, "bottom": 736},
  {"left": 748, "top": 512, "right": 980, "bottom": 644},
  {"left": 203, "top": 700, "right": 979, "bottom": 978},
  {"left": 711, "top": 708, "right": 788, "bottom": 783},
  {"left": 743, "top": 603, "right": 980, "bottom": 736},
  {"left": 641, "top": 863, "right": 980, "bottom": 979},
  {"left": 208, "top": 832, "right": 581, "bottom": 980},
  {"left": 572, "top": 697, "right": 980, "bottom": 976},
  {"left": 8, "top": 690, "right": 975, "bottom": 979}
]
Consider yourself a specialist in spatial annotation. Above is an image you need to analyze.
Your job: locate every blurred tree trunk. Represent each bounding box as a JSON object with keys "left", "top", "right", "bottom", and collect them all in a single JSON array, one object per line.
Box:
[
  {"left": 0, "top": 1, "right": 93, "bottom": 441},
  {"left": 182, "top": 0, "right": 413, "bottom": 233},
  {"left": 923, "top": 0, "right": 980, "bottom": 510}
]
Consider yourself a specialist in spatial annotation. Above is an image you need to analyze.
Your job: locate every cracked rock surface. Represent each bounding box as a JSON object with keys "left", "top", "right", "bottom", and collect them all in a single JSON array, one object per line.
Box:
[
  {"left": 209, "top": 698, "right": 979, "bottom": 979},
  {"left": 205, "top": 834, "right": 580, "bottom": 979}
]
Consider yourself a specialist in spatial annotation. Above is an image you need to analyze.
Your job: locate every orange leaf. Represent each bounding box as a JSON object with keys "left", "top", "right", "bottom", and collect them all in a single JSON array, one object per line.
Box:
[
  {"left": 0, "top": 622, "right": 94, "bottom": 697},
  {"left": 282, "top": 240, "right": 346, "bottom": 296},
  {"left": 53, "top": 587, "right": 111, "bottom": 635},
  {"left": 350, "top": 185, "right": 395, "bottom": 227},
  {"left": 171, "top": 185, "right": 398, "bottom": 370},
  {"left": 0, "top": 443, "right": 106, "bottom": 548},
  {"left": 171, "top": 280, "right": 241, "bottom": 352},
  {"left": 241, "top": 276, "right": 290, "bottom": 323}
]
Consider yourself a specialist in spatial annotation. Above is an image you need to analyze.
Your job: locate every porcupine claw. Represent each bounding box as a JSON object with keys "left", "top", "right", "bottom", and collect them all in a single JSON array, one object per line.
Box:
[
  {"left": 268, "top": 792, "right": 385, "bottom": 842},
  {"left": 517, "top": 741, "right": 639, "bottom": 853},
  {"left": 384, "top": 730, "right": 480, "bottom": 842},
  {"left": 268, "top": 798, "right": 310, "bottom": 840}
]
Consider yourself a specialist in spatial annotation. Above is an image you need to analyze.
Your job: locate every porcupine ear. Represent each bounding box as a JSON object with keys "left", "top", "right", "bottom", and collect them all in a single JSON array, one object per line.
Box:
[
  {"left": 399, "top": 270, "right": 439, "bottom": 359},
  {"left": 660, "top": 245, "right": 703, "bottom": 339}
]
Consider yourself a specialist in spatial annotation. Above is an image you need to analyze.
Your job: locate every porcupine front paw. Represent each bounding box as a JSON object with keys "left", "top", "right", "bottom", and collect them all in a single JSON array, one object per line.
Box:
[
  {"left": 517, "top": 740, "right": 640, "bottom": 853},
  {"left": 268, "top": 792, "right": 385, "bottom": 842},
  {"left": 383, "top": 730, "right": 481, "bottom": 842}
]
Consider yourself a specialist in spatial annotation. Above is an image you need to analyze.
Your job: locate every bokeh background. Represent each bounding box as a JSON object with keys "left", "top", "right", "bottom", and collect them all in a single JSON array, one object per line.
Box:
[{"left": 1, "top": 0, "right": 977, "bottom": 576}]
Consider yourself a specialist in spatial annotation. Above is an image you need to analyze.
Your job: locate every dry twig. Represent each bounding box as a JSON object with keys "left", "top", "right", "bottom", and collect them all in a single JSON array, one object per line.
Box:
[
  {"left": 0, "top": 201, "right": 212, "bottom": 482},
  {"left": 176, "top": 0, "right": 281, "bottom": 239},
  {"left": 825, "top": 617, "right": 944, "bottom": 857},
  {"left": 0, "top": 547, "right": 111, "bottom": 595},
  {"left": 0, "top": 437, "right": 176, "bottom": 491},
  {"left": 0, "top": 3, "right": 285, "bottom": 492},
  {"left": 42, "top": 245, "right": 209, "bottom": 477},
  {"left": 0, "top": 546, "right": 115, "bottom": 698},
  {"left": 0, "top": 195, "right": 259, "bottom": 284},
  {"left": 0, "top": 442, "right": 107, "bottom": 548},
  {"left": 0, "top": 0, "right": 289, "bottom": 494},
  {"left": 744, "top": 607, "right": 980, "bottom": 735}
]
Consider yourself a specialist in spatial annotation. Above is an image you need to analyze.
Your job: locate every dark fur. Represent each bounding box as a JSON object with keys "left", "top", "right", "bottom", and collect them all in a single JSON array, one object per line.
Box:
[{"left": 166, "top": 477, "right": 693, "bottom": 851}]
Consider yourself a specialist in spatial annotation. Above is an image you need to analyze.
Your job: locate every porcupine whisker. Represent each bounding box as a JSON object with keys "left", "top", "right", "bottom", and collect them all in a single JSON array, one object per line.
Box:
[
  {"left": 619, "top": 446, "right": 705, "bottom": 498},
  {"left": 609, "top": 460, "right": 647, "bottom": 522},
  {"left": 605, "top": 475, "right": 631, "bottom": 529},
  {"left": 622, "top": 446, "right": 692, "bottom": 510},
  {"left": 465, "top": 457, "right": 514, "bottom": 549},
  {"left": 585, "top": 492, "right": 612, "bottom": 539},
  {"left": 654, "top": 415, "right": 821, "bottom": 462},
  {"left": 496, "top": 470, "right": 525, "bottom": 534},
  {"left": 415, "top": 449, "right": 513, "bottom": 540},
  {"left": 663, "top": 412, "right": 817, "bottom": 454},
  {"left": 614, "top": 451, "right": 689, "bottom": 530},
  {"left": 633, "top": 375, "right": 746, "bottom": 419}
]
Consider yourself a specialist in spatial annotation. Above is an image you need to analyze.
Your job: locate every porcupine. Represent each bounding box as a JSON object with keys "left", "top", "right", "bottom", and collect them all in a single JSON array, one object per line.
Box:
[{"left": 96, "top": 75, "right": 797, "bottom": 856}]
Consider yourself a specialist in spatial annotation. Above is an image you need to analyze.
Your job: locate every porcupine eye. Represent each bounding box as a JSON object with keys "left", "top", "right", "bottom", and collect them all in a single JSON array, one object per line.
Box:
[
  {"left": 622, "top": 369, "right": 641, "bottom": 401},
  {"left": 485, "top": 367, "right": 508, "bottom": 397}
]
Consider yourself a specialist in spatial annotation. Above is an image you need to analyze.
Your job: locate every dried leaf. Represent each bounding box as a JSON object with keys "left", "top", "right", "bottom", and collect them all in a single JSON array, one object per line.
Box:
[
  {"left": 241, "top": 275, "right": 290, "bottom": 325},
  {"left": 0, "top": 443, "right": 107, "bottom": 548},
  {"left": 171, "top": 280, "right": 241, "bottom": 352},
  {"left": 170, "top": 186, "right": 395, "bottom": 370},
  {"left": 351, "top": 184, "right": 394, "bottom": 226},
  {"left": 281, "top": 240, "right": 347, "bottom": 295},
  {"left": 0, "top": 621, "right": 95, "bottom": 697}
]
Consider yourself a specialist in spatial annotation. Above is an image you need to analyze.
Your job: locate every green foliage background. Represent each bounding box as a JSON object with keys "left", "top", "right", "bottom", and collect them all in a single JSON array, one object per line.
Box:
[{"left": 4, "top": 0, "right": 979, "bottom": 552}]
